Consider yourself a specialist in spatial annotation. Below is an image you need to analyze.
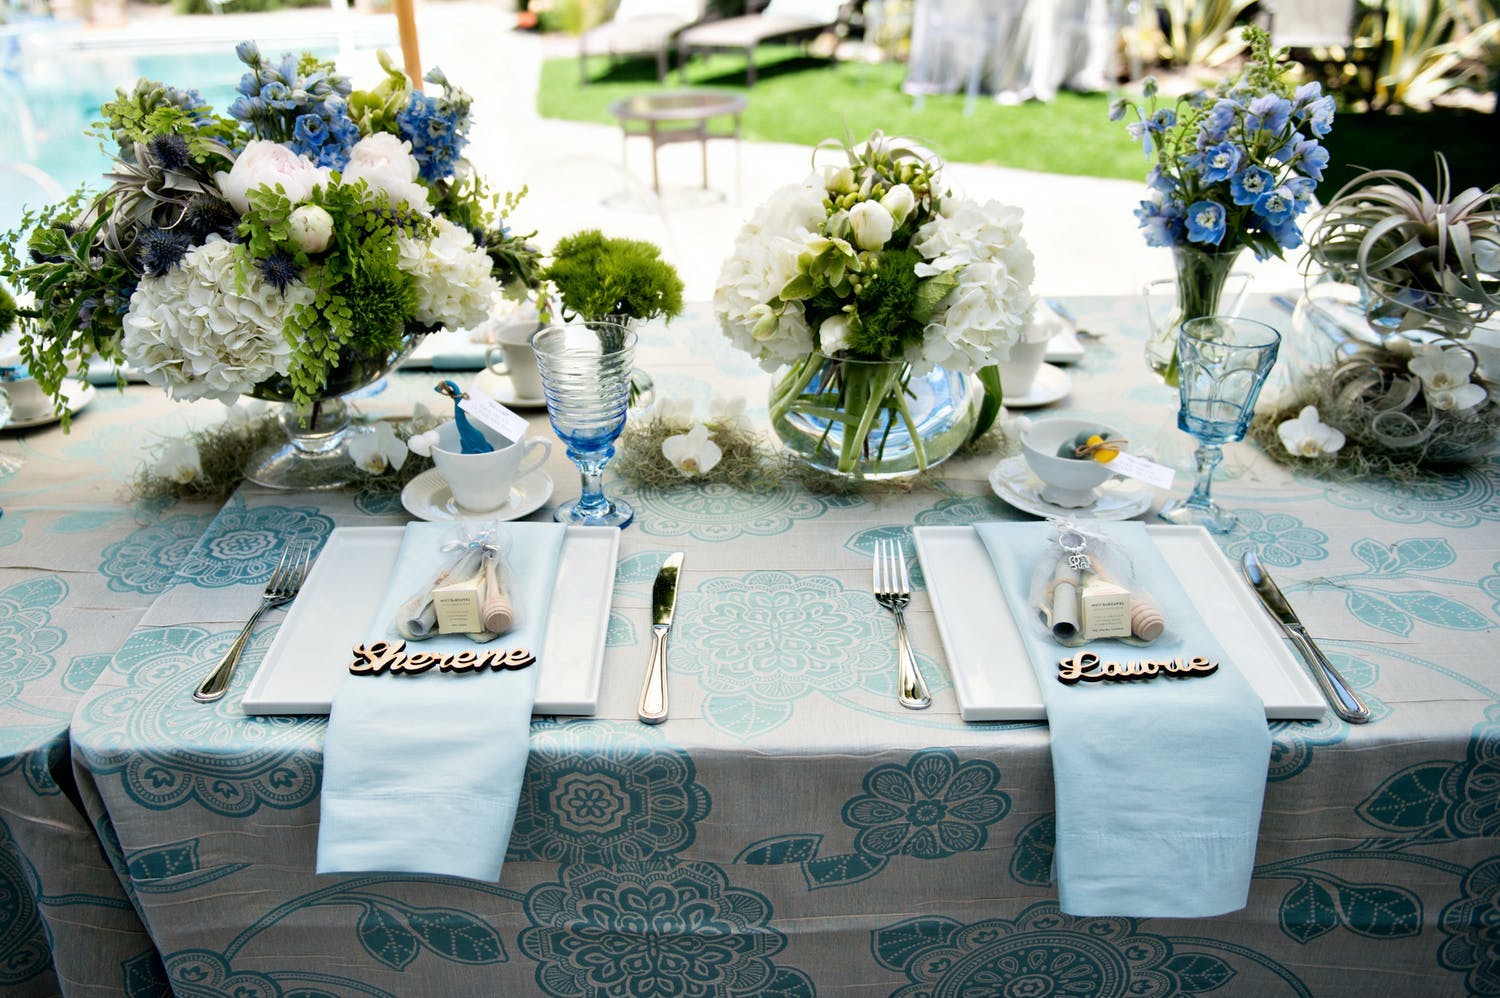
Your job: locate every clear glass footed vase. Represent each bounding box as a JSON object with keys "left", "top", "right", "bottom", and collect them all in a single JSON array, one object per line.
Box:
[
  {"left": 244, "top": 326, "right": 427, "bottom": 491},
  {"left": 1143, "top": 245, "right": 1246, "bottom": 387},
  {"left": 768, "top": 352, "right": 980, "bottom": 480}
]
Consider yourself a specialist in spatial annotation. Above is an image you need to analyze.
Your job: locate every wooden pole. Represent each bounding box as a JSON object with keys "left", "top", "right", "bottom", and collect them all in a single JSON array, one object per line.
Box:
[{"left": 393, "top": 0, "right": 423, "bottom": 91}]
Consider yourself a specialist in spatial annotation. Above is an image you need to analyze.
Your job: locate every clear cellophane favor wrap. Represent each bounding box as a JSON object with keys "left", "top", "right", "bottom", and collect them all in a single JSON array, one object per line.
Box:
[
  {"left": 394, "top": 521, "right": 519, "bottom": 643},
  {"left": 1027, "top": 519, "right": 1166, "bottom": 647}
]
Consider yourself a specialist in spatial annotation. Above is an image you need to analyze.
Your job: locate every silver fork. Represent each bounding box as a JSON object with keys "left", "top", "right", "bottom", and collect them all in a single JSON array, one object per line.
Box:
[
  {"left": 873, "top": 539, "right": 931, "bottom": 710},
  {"left": 194, "top": 541, "right": 313, "bottom": 703}
]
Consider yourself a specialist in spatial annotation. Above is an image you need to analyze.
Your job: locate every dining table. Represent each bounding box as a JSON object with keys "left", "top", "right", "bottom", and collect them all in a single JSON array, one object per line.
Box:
[{"left": 1, "top": 295, "right": 1496, "bottom": 997}]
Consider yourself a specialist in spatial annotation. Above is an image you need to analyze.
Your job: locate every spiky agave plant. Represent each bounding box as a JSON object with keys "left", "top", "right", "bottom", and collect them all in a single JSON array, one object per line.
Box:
[{"left": 1306, "top": 154, "right": 1500, "bottom": 332}]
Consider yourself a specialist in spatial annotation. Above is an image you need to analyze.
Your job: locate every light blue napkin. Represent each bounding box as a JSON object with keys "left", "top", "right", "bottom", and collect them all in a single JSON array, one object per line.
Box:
[
  {"left": 317, "top": 520, "right": 566, "bottom": 881},
  {"left": 975, "top": 521, "right": 1271, "bottom": 918}
]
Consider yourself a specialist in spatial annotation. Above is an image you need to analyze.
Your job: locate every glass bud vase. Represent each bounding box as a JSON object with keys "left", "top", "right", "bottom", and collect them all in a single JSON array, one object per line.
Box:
[
  {"left": 768, "top": 352, "right": 979, "bottom": 480},
  {"left": 1144, "top": 245, "right": 1245, "bottom": 387}
]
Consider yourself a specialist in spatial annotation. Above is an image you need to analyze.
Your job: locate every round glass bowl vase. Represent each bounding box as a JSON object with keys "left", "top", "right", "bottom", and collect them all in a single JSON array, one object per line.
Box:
[{"left": 768, "top": 352, "right": 980, "bottom": 480}]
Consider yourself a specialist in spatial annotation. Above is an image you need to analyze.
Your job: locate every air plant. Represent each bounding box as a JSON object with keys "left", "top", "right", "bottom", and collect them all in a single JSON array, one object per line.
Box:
[{"left": 1306, "top": 154, "right": 1500, "bottom": 332}]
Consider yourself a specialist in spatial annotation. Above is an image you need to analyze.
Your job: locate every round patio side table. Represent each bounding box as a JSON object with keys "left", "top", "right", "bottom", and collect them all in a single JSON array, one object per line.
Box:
[{"left": 608, "top": 90, "right": 748, "bottom": 197}]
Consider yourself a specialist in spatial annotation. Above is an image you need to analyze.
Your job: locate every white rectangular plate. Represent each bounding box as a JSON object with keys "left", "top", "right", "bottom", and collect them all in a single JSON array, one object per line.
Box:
[
  {"left": 242, "top": 525, "right": 619, "bottom": 715},
  {"left": 911, "top": 524, "right": 1326, "bottom": 722}
]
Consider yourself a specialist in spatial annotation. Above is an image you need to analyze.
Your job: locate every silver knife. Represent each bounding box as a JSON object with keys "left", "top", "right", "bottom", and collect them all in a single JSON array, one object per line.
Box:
[
  {"left": 638, "top": 552, "right": 684, "bottom": 725},
  {"left": 1241, "top": 552, "right": 1370, "bottom": 723}
]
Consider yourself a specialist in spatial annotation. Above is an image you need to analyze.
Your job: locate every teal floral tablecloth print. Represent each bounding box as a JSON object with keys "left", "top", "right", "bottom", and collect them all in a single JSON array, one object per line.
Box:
[{"left": 6, "top": 298, "right": 1500, "bottom": 995}]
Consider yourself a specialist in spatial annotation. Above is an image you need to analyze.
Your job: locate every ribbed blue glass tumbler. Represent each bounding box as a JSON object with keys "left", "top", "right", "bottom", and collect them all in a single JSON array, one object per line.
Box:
[{"left": 531, "top": 320, "right": 637, "bottom": 529}]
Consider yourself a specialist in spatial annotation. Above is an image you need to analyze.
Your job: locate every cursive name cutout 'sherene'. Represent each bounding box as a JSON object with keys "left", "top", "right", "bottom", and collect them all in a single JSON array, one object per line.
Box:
[
  {"left": 1056, "top": 650, "right": 1218, "bottom": 686},
  {"left": 348, "top": 640, "right": 536, "bottom": 677}
]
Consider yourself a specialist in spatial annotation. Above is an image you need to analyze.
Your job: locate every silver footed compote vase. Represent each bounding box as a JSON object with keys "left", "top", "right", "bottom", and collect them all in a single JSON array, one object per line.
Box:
[{"left": 244, "top": 324, "right": 428, "bottom": 491}]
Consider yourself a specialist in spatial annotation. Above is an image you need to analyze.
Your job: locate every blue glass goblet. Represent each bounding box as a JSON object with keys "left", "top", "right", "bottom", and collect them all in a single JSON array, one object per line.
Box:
[
  {"left": 1160, "top": 315, "right": 1280, "bottom": 533},
  {"left": 531, "top": 320, "right": 637, "bottom": 529}
]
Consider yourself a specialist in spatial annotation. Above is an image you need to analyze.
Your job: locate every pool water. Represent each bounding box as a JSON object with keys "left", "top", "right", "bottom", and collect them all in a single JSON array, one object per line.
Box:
[{"left": 0, "top": 46, "right": 329, "bottom": 232}]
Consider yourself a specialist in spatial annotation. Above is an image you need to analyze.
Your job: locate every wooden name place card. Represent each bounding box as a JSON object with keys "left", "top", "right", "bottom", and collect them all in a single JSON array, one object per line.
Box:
[
  {"left": 349, "top": 640, "right": 536, "bottom": 677},
  {"left": 1057, "top": 650, "right": 1218, "bottom": 686}
]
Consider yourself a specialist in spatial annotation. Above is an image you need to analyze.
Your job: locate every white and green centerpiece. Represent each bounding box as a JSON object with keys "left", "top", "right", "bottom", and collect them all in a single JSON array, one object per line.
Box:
[{"left": 714, "top": 131, "right": 1035, "bottom": 479}]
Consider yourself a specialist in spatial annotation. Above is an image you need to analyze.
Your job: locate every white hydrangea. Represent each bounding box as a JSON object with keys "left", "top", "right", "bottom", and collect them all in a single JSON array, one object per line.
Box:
[
  {"left": 121, "top": 236, "right": 313, "bottom": 403},
  {"left": 714, "top": 179, "right": 827, "bottom": 370},
  {"left": 911, "top": 198, "right": 1036, "bottom": 373},
  {"left": 397, "top": 216, "right": 500, "bottom": 330}
]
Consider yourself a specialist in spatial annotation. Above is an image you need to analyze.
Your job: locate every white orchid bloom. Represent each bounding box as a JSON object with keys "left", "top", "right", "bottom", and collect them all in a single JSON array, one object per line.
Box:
[
  {"left": 848, "top": 200, "right": 895, "bottom": 251},
  {"left": 708, "top": 395, "right": 747, "bottom": 427},
  {"left": 406, "top": 428, "right": 440, "bottom": 458},
  {"left": 1277, "top": 405, "right": 1346, "bottom": 457},
  {"left": 223, "top": 398, "right": 268, "bottom": 428},
  {"left": 156, "top": 438, "right": 202, "bottom": 484},
  {"left": 641, "top": 397, "right": 694, "bottom": 428},
  {"left": 1408, "top": 345, "right": 1486, "bottom": 411},
  {"left": 349, "top": 423, "right": 407, "bottom": 474},
  {"left": 661, "top": 422, "right": 722, "bottom": 478}
]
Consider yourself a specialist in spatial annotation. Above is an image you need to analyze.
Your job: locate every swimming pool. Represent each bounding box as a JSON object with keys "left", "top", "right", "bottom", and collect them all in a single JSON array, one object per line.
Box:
[{"left": 0, "top": 44, "right": 340, "bottom": 232}]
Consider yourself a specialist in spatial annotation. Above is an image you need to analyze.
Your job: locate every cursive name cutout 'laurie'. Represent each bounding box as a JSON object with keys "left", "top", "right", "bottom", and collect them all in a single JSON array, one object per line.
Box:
[
  {"left": 348, "top": 640, "right": 536, "bottom": 677},
  {"left": 1057, "top": 650, "right": 1218, "bottom": 686}
]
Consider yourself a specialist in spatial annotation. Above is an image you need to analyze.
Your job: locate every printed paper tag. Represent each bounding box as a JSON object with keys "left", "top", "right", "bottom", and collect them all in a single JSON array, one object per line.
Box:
[
  {"left": 1106, "top": 452, "right": 1175, "bottom": 490},
  {"left": 459, "top": 388, "right": 529, "bottom": 444}
]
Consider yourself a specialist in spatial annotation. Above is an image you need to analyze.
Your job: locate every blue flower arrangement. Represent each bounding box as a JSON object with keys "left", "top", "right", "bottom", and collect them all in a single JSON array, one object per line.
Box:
[{"left": 1113, "top": 26, "right": 1334, "bottom": 262}]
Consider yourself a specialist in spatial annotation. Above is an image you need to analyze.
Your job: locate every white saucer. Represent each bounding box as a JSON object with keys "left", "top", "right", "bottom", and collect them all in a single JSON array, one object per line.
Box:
[
  {"left": 1000, "top": 364, "right": 1071, "bottom": 408},
  {"left": 401, "top": 467, "right": 554, "bottom": 522},
  {"left": 988, "top": 455, "right": 1152, "bottom": 521},
  {"left": 469, "top": 368, "right": 546, "bottom": 409},
  {"left": 4, "top": 380, "right": 95, "bottom": 429}
]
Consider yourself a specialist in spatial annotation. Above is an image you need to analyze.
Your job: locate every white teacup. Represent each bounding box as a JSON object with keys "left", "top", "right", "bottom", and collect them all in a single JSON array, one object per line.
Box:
[
  {"left": 998, "top": 339, "right": 1049, "bottom": 397},
  {"left": 429, "top": 420, "right": 550, "bottom": 512},
  {"left": 484, "top": 318, "right": 544, "bottom": 399},
  {"left": 1020, "top": 416, "right": 1125, "bottom": 508},
  {"left": 0, "top": 371, "right": 49, "bottom": 421}
]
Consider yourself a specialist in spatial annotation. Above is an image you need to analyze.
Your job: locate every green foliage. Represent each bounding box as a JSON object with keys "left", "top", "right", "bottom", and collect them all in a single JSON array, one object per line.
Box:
[
  {"left": 0, "top": 189, "right": 133, "bottom": 400},
  {"left": 174, "top": 0, "right": 325, "bottom": 16},
  {"left": 1373, "top": 0, "right": 1500, "bottom": 110},
  {"left": 1149, "top": 0, "right": 1257, "bottom": 68},
  {"left": 94, "top": 79, "right": 240, "bottom": 158},
  {"left": 239, "top": 182, "right": 426, "bottom": 404},
  {"left": 848, "top": 247, "right": 924, "bottom": 359},
  {"left": 0, "top": 285, "right": 15, "bottom": 334},
  {"left": 545, "top": 229, "right": 684, "bottom": 322}
]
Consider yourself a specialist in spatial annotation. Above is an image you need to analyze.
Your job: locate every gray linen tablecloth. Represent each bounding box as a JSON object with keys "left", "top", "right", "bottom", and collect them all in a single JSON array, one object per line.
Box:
[{"left": 3, "top": 297, "right": 1497, "bottom": 996}]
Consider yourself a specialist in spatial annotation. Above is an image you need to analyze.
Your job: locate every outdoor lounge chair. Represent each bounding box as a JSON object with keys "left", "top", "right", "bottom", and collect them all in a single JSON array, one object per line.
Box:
[
  {"left": 676, "top": 0, "right": 852, "bottom": 86},
  {"left": 579, "top": 0, "right": 710, "bottom": 85}
]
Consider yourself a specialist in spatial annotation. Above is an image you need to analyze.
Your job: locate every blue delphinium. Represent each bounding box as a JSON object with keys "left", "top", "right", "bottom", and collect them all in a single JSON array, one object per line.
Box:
[
  {"left": 1115, "top": 25, "right": 1333, "bottom": 261},
  {"left": 394, "top": 67, "right": 472, "bottom": 183},
  {"left": 229, "top": 40, "right": 354, "bottom": 150}
]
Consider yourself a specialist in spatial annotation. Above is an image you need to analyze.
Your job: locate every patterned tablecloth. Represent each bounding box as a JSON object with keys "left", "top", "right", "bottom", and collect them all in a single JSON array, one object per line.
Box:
[{"left": 3, "top": 298, "right": 1498, "bottom": 997}]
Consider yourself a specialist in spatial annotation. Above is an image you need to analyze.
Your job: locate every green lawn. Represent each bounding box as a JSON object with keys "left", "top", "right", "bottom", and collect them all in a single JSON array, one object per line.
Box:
[
  {"left": 542, "top": 48, "right": 1146, "bottom": 181},
  {"left": 540, "top": 46, "right": 1499, "bottom": 194}
]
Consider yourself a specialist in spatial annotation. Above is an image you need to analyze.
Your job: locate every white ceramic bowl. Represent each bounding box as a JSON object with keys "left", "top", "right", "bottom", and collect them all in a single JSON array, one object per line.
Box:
[{"left": 1020, "top": 416, "right": 1125, "bottom": 508}]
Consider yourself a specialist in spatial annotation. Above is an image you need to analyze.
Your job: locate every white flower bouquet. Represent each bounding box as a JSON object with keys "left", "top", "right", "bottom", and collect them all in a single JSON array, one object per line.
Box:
[
  {"left": 715, "top": 132, "right": 1035, "bottom": 476},
  {"left": 1, "top": 45, "right": 539, "bottom": 410}
]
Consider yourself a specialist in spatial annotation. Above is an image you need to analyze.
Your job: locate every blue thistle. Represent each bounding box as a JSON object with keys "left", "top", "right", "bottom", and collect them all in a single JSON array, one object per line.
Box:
[
  {"left": 147, "top": 133, "right": 191, "bottom": 171},
  {"left": 139, "top": 227, "right": 192, "bottom": 277},
  {"left": 257, "top": 250, "right": 300, "bottom": 294}
]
